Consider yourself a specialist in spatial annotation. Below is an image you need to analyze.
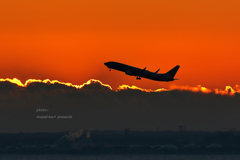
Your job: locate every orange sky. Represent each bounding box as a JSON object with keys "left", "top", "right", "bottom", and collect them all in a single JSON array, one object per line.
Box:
[{"left": 0, "top": 0, "right": 239, "bottom": 90}]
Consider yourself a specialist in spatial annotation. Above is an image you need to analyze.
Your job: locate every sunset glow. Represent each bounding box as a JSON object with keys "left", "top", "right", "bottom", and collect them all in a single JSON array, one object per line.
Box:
[
  {"left": 0, "top": 0, "right": 239, "bottom": 90},
  {"left": 1, "top": 78, "right": 239, "bottom": 96}
]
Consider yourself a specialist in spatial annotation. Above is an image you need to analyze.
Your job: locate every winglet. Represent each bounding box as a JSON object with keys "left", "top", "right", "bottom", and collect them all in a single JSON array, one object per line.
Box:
[
  {"left": 140, "top": 67, "right": 146, "bottom": 74},
  {"left": 155, "top": 68, "right": 160, "bottom": 73}
]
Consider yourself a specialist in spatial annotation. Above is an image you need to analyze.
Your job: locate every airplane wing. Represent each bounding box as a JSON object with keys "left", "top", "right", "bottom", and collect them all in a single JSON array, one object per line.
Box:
[
  {"left": 135, "top": 67, "right": 146, "bottom": 80},
  {"left": 139, "top": 67, "right": 146, "bottom": 74}
]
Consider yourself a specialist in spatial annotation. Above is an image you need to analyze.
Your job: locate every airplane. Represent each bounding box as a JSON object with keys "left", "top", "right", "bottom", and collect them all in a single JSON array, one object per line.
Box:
[{"left": 104, "top": 61, "right": 180, "bottom": 82}]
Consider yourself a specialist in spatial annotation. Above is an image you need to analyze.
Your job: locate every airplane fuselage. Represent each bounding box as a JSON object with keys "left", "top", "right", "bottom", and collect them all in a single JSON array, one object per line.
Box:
[{"left": 104, "top": 61, "right": 179, "bottom": 82}]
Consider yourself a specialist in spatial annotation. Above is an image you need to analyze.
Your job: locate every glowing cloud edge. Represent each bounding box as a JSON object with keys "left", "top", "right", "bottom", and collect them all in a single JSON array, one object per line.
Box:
[{"left": 0, "top": 78, "right": 239, "bottom": 96}]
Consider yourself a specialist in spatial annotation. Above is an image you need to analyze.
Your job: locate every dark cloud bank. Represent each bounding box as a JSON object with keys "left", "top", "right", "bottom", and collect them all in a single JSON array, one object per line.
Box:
[{"left": 0, "top": 81, "right": 239, "bottom": 133}]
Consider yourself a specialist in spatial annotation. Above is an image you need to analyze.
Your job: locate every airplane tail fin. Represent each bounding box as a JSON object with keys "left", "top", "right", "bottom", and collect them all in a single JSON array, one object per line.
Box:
[{"left": 166, "top": 65, "right": 180, "bottom": 78}]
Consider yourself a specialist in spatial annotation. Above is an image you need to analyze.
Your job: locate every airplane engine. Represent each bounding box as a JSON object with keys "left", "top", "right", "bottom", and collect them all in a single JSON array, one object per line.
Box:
[{"left": 125, "top": 70, "right": 133, "bottom": 76}]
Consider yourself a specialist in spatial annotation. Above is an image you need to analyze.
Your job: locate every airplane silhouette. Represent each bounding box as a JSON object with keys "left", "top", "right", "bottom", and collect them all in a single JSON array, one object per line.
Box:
[{"left": 104, "top": 61, "right": 180, "bottom": 82}]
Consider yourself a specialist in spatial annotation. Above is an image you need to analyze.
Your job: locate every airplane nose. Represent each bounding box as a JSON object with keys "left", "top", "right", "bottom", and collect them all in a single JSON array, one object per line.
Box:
[{"left": 104, "top": 62, "right": 109, "bottom": 67}]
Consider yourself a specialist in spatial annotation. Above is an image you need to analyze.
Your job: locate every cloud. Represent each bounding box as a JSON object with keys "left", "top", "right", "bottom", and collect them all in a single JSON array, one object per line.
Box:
[
  {"left": 0, "top": 81, "right": 21, "bottom": 92},
  {"left": 0, "top": 79, "right": 240, "bottom": 133}
]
